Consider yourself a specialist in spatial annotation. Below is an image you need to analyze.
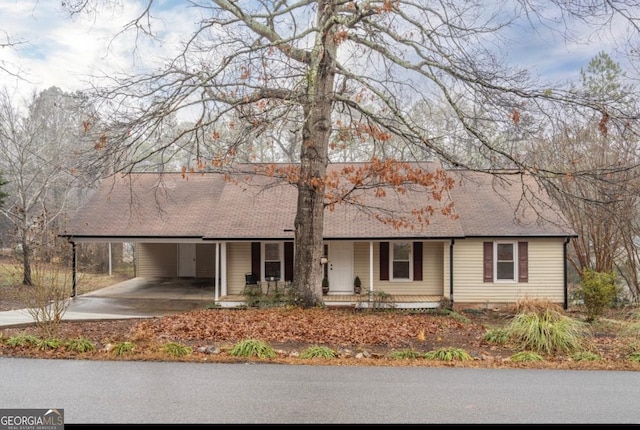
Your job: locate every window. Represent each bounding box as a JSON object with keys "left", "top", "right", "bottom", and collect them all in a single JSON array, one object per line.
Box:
[
  {"left": 495, "top": 242, "right": 517, "bottom": 281},
  {"left": 391, "top": 242, "right": 412, "bottom": 280},
  {"left": 263, "top": 243, "right": 282, "bottom": 280}
]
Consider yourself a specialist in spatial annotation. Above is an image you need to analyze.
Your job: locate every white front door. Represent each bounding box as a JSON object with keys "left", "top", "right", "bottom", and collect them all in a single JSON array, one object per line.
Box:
[
  {"left": 178, "top": 243, "right": 196, "bottom": 277},
  {"left": 328, "top": 242, "right": 353, "bottom": 294}
]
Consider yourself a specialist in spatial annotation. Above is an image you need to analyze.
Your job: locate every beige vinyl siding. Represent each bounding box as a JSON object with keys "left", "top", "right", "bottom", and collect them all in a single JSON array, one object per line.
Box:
[
  {"left": 195, "top": 244, "right": 216, "bottom": 278},
  {"left": 136, "top": 243, "right": 178, "bottom": 277},
  {"left": 354, "top": 241, "right": 444, "bottom": 295},
  {"left": 452, "top": 238, "right": 565, "bottom": 305},
  {"left": 226, "top": 242, "right": 252, "bottom": 295}
]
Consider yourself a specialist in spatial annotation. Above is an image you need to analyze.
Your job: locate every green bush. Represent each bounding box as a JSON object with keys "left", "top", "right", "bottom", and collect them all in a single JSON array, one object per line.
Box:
[
  {"left": 576, "top": 269, "right": 620, "bottom": 322},
  {"left": 300, "top": 345, "right": 336, "bottom": 359},
  {"left": 229, "top": 339, "right": 276, "bottom": 359},
  {"left": 423, "top": 347, "right": 472, "bottom": 361}
]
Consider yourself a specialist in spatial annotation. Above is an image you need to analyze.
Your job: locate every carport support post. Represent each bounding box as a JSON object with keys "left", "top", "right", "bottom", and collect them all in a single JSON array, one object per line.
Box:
[{"left": 71, "top": 241, "right": 77, "bottom": 297}]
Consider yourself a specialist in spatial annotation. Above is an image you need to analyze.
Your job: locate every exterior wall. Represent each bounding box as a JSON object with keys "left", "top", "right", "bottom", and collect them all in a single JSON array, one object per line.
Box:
[
  {"left": 354, "top": 241, "right": 444, "bottom": 295},
  {"left": 451, "top": 237, "right": 566, "bottom": 307},
  {"left": 226, "top": 242, "right": 252, "bottom": 295},
  {"left": 195, "top": 244, "right": 216, "bottom": 278},
  {"left": 136, "top": 243, "right": 178, "bottom": 277}
]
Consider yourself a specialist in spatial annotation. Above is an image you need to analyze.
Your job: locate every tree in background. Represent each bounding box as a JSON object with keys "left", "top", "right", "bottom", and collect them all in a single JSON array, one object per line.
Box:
[
  {"left": 529, "top": 52, "right": 640, "bottom": 302},
  {"left": 0, "top": 171, "right": 7, "bottom": 209},
  {"left": 0, "top": 87, "right": 97, "bottom": 285},
  {"left": 65, "top": 1, "right": 639, "bottom": 307}
]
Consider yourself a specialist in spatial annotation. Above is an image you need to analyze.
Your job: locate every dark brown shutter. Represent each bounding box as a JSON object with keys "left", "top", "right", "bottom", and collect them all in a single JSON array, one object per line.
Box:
[
  {"left": 413, "top": 242, "right": 423, "bottom": 281},
  {"left": 380, "top": 242, "right": 389, "bottom": 281},
  {"left": 483, "top": 242, "right": 493, "bottom": 282},
  {"left": 518, "top": 241, "right": 528, "bottom": 283},
  {"left": 251, "top": 242, "right": 261, "bottom": 279},
  {"left": 284, "top": 242, "right": 294, "bottom": 282}
]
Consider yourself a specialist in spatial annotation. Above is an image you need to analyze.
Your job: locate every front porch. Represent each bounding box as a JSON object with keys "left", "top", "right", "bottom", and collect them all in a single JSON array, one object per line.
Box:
[{"left": 217, "top": 293, "right": 444, "bottom": 309}]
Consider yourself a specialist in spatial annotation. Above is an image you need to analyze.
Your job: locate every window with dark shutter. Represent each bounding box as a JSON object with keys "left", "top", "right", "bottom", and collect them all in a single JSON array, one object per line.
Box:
[
  {"left": 483, "top": 242, "right": 493, "bottom": 282},
  {"left": 380, "top": 242, "right": 389, "bottom": 280},
  {"left": 518, "top": 242, "right": 528, "bottom": 282},
  {"left": 413, "top": 242, "right": 423, "bottom": 281}
]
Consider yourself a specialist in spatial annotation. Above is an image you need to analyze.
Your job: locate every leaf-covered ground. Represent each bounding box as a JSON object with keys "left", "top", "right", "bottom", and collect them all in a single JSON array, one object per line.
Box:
[{"left": 2, "top": 306, "right": 640, "bottom": 371}]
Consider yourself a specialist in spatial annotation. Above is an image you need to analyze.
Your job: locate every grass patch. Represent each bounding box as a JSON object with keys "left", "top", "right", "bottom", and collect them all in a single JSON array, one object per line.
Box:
[
  {"left": 423, "top": 347, "right": 472, "bottom": 361},
  {"left": 229, "top": 339, "right": 276, "bottom": 359},
  {"left": 300, "top": 345, "right": 336, "bottom": 359},
  {"left": 112, "top": 341, "right": 135, "bottom": 356},
  {"left": 388, "top": 348, "right": 423, "bottom": 360},
  {"left": 65, "top": 337, "right": 96, "bottom": 353},
  {"left": 162, "top": 342, "right": 193, "bottom": 357},
  {"left": 510, "top": 351, "right": 544, "bottom": 362}
]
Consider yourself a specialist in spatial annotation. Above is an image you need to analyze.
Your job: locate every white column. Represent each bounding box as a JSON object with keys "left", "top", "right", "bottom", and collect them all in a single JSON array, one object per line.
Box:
[{"left": 369, "top": 241, "right": 374, "bottom": 293}]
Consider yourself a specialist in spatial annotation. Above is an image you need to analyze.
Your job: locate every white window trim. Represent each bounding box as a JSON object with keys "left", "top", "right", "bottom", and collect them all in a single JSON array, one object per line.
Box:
[
  {"left": 494, "top": 241, "right": 518, "bottom": 283},
  {"left": 390, "top": 241, "right": 413, "bottom": 282},
  {"left": 262, "top": 242, "right": 283, "bottom": 281}
]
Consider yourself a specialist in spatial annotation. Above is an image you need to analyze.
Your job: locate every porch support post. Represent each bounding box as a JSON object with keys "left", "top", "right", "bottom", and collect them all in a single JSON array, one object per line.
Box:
[
  {"left": 108, "top": 242, "right": 112, "bottom": 276},
  {"left": 369, "top": 241, "right": 374, "bottom": 293},
  {"left": 220, "top": 242, "right": 227, "bottom": 297},
  {"left": 214, "top": 242, "right": 220, "bottom": 301}
]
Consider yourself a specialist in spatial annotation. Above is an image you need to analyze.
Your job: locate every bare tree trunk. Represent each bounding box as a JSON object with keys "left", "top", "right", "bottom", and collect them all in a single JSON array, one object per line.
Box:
[
  {"left": 292, "top": 1, "right": 336, "bottom": 308},
  {"left": 22, "top": 240, "right": 32, "bottom": 286}
]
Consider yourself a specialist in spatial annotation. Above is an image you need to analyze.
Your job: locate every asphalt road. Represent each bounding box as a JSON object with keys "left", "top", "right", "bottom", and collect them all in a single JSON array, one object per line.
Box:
[{"left": 1, "top": 357, "right": 639, "bottom": 424}]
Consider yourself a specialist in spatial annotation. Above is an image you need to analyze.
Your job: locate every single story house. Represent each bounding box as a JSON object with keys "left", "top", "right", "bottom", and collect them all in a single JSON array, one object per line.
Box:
[{"left": 61, "top": 161, "right": 577, "bottom": 309}]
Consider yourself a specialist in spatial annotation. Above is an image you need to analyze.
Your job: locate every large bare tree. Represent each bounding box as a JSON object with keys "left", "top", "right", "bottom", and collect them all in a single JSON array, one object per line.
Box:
[
  {"left": 0, "top": 87, "right": 95, "bottom": 285},
  {"left": 68, "top": 0, "right": 639, "bottom": 307}
]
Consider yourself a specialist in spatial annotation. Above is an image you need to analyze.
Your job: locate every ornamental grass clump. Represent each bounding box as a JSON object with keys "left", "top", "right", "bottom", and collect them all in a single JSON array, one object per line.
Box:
[
  {"left": 229, "top": 339, "right": 276, "bottom": 359},
  {"left": 423, "top": 347, "right": 472, "bottom": 361},
  {"left": 300, "top": 345, "right": 336, "bottom": 359},
  {"left": 505, "top": 308, "right": 586, "bottom": 355}
]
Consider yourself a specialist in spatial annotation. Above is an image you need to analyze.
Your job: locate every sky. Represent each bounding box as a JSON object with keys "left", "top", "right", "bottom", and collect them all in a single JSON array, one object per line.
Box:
[{"left": 0, "top": 0, "right": 634, "bottom": 108}]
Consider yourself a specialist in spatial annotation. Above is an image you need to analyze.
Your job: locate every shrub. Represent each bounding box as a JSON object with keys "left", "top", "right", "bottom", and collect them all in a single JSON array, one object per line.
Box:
[
  {"left": 65, "top": 337, "right": 96, "bottom": 353},
  {"left": 300, "top": 345, "right": 336, "bottom": 359},
  {"left": 229, "top": 339, "right": 276, "bottom": 359},
  {"left": 576, "top": 269, "right": 619, "bottom": 322},
  {"left": 423, "top": 347, "right": 472, "bottom": 361},
  {"left": 162, "top": 342, "right": 193, "bottom": 357}
]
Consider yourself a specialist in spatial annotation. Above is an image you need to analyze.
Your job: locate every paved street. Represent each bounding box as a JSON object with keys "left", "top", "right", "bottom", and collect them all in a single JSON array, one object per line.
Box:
[{"left": 2, "top": 357, "right": 640, "bottom": 424}]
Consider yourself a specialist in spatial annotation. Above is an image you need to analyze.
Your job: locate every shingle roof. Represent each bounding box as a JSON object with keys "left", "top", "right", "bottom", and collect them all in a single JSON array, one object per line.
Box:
[{"left": 62, "top": 162, "right": 576, "bottom": 240}]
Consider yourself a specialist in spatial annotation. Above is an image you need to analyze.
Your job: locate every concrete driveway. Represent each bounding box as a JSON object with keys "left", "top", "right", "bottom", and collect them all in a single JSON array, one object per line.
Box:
[{"left": 0, "top": 277, "right": 217, "bottom": 328}]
